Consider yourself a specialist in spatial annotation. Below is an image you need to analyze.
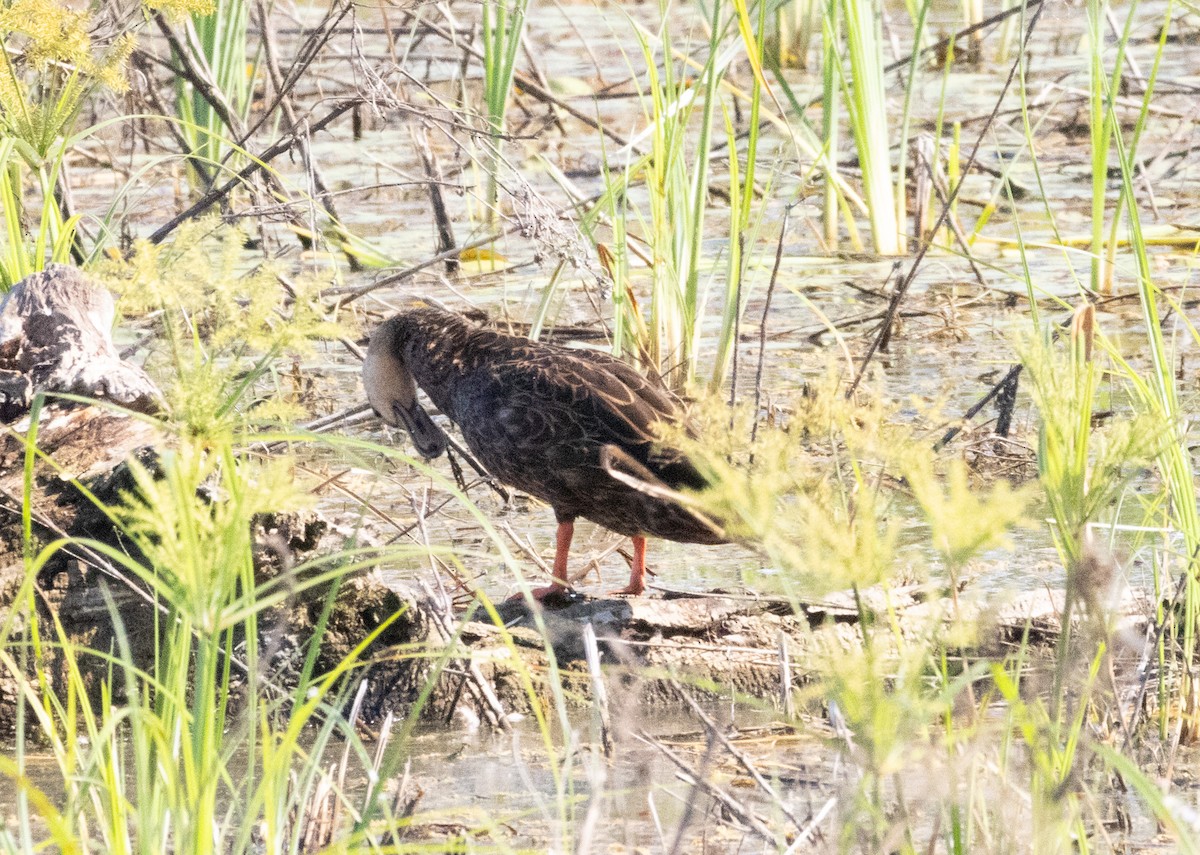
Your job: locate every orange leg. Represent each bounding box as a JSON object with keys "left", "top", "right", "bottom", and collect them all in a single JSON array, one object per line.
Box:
[
  {"left": 611, "top": 535, "right": 647, "bottom": 596},
  {"left": 529, "top": 519, "right": 575, "bottom": 600}
]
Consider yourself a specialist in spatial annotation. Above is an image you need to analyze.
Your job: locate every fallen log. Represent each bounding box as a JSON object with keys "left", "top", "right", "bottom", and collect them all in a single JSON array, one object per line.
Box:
[{"left": 400, "top": 582, "right": 1153, "bottom": 728}]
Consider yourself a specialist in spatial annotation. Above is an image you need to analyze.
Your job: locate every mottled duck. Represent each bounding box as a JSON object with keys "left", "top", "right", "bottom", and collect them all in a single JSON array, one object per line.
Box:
[{"left": 363, "top": 307, "right": 725, "bottom": 598}]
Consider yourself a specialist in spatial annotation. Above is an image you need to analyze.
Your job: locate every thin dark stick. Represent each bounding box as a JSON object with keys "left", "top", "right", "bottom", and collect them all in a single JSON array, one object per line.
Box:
[
  {"left": 152, "top": 13, "right": 247, "bottom": 141},
  {"left": 750, "top": 205, "right": 791, "bottom": 449},
  {"left": 130, "top": 52, "right": 216, "bottom": 187},
  {"left": 147, "top": 98, "right": 363, "bottom": 245},
  {"left": 399, "top": 8, "right": 634, "bottom": 149},
  {"left": 871, "top": 261, "right": 906, "bottom": 355},
  {"left": 993, "top": 368, "right": 1020, "bottom": 437},
  {"left": 846, "top": 0, "right": 1045, "bottom": 397},
  {"left": 917, "top": 142, "right": 987, "bottom": 288},
  {"left": 331, "top": 232, "right": 501, "bottom": 307},
  {"left": 237, "top": 1, "right": 354, "bottom": 148},
  {"left": 933, "top": 364, "right": 1023, "bottom": 451},
  {"left": 257, "top": 0, "right": 361, "bottom": 267},
  {"left": 416, "top": 128, "right": 459, "bottom": 275}
]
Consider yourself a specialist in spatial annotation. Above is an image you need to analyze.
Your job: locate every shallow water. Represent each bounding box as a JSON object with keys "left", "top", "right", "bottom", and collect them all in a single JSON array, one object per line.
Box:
[{"left": 251, "top": 0, "right": 1198, "bottom": 598}]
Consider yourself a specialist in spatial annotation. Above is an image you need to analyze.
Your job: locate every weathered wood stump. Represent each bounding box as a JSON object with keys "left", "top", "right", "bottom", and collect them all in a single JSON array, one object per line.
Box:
[{"left": 0, "top": 264, "right": 160, "bottom": 420}]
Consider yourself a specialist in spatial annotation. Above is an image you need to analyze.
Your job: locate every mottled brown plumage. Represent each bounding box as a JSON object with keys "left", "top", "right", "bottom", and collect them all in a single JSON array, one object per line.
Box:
[{"left": 364, "top": 306, "right": 725, "bottom": 597}]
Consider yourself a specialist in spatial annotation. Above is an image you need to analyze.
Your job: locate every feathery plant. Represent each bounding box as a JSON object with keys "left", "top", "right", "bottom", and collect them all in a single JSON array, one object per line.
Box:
[
  {"left": 96, "top": 443, "right": 297, "bottom": 855},
  {"left": 0, "top": 0, "right": 132, "bottom": 287},
  {"left": 1019, "top": 306, "right": 1165, "bottom": 732},
  {"left": 97, "top": 219, "right": 341, "bottom": 435},
  {"left": 678, "top": 378, "right": 1032, "bottom": 847}
]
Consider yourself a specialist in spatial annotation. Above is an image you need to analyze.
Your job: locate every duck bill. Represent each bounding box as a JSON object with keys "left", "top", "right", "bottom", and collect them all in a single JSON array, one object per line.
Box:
[{"left": 392, "top": 400, "right": 448, "bottom": 459}]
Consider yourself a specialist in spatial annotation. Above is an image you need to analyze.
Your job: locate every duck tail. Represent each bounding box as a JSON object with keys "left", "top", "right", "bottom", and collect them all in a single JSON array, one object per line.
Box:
[{"left": 599, "top": 444, "right": 726, "bottom": 541}]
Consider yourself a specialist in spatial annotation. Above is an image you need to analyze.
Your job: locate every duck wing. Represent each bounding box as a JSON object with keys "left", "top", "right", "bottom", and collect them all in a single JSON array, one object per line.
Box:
[{"left": 449, "top": 343, "right": 707, "bottom": 498}]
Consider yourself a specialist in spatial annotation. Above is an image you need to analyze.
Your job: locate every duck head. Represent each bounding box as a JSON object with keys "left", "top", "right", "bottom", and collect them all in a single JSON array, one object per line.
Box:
[{"left": 364, "top": 317, "right": 449, "bottom": 459}]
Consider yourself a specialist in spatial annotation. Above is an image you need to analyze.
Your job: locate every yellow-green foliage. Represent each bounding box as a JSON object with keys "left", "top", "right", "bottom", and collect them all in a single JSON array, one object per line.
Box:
[
  {"left": 0, "top": 0, "right": 133, "bottom": 154},
  {"left": 678, "top": 386, "right": 899, "bottom": 596},
  {"left": 96, "top": 219, "right": 343, "bottom": 434},
  {"left": 680, "top": 374, "right": 1030, "bottom": 597},
  {"left": 905, "top": 454, "right": 1031, "bottom": 569},
  {"left": 0, "top": 1, "right": 92, "bottom": 74},
  {"left": 0, "top": 0, "right": 131, "bottom": 89},
  {"left": 145, "top": 0, "right": 217, "bottom": 16},
  {"left": 0, "top": 0, "right": 220, "bottom": 152},
  {"left": 117, "top": 439, "right": 304, "bottom": 631}
]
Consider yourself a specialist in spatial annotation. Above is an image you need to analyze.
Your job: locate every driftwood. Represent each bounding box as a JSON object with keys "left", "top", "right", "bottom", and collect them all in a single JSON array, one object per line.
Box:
[
  {"left": 0, "top": 264, "right": 160, "bottom": 420},
  {"left": 0, "top": 266, "right": 1156, "bottom": 737},
  {"left": 409, "top": 583, "right": 1152, "bottom": 726}
]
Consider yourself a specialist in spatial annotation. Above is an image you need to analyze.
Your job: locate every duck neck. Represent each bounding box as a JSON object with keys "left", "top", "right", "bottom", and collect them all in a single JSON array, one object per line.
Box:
[{"left": 400, "top": 311, "right": 479, "bottom": 419}]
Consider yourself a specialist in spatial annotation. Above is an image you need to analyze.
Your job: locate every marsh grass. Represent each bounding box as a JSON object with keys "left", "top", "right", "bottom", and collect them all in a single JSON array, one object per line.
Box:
[
  {"left": 4, "top": 0, "right": 1200, "bottom": 851},
  {"left": 620, "top": 0, "right": 728, "bottom": 390},
  {"left": 0, "top": 428, "right": 477, "bottom": 853},
  {"left": 480, "top": 0, "right": 532, "bottom": 224},
  {"left": 172, "top": 0, "right": 252, "bottom": 187},
  {"left": 581, "top": 0, "right": 775, "bottom": 393}
]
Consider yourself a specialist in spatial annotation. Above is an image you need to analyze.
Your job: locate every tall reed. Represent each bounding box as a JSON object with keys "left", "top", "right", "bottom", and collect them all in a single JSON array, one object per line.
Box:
[
  {"left": 481, "top": 0, "right": 532, "bottom": 222},
  {"left": 174, "top": 0, "right": 252, "bottom": 184},
  {"left": 1100, "top": 4, "right": 1200, "bottom": 718},
  {"left": 834, "top": 0, "right": 903, "bottom": 255}
]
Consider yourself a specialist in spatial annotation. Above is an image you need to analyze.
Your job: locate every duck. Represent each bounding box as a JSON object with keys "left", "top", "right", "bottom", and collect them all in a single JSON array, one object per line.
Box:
[{"left": 363, "top": 306, "right": 726, "bottom": 599}]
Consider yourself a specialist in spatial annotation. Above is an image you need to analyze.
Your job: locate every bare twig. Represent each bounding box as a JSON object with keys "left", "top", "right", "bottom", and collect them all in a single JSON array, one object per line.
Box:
[
  {"left": 750, "top": 205, "right": 791, "bottom": 449},
  {"left": 241, "top": 1, "right": 354, "bottom": 145},
  {"left": 583, "top": 623, "right": 614, "bottom": 757},
  {"left": 414, "top": 126, "right": 459, "bottom": 275},
  {"left": 636, "top": 729, "right": 784, "bottom": 848},
  {"left": 847, "top": 1, "right": 1045, "bottom": 397},
  {"left": 675, "top": 684, "right": 807, "bottom": 831},
  {"left": 148, "top": 98, "right": 364, "bottom": 245},
  {"left": 396, "top": 7, "right": 633, "bottom": 149},
  {"left": 256, "top": 0, "right": 361, "bottom": 266},
  {"left": 933, "top": 364, "right": 1023, "bottom": 451},
  {"left": 331, "top": 232, "right": 501, "bottom": 307},
  {"left": 152, "top": 12, "right": 247, "bottom": 141},
  {"left": 421, "top": 581, "right": 512, "bottom": 731}
]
